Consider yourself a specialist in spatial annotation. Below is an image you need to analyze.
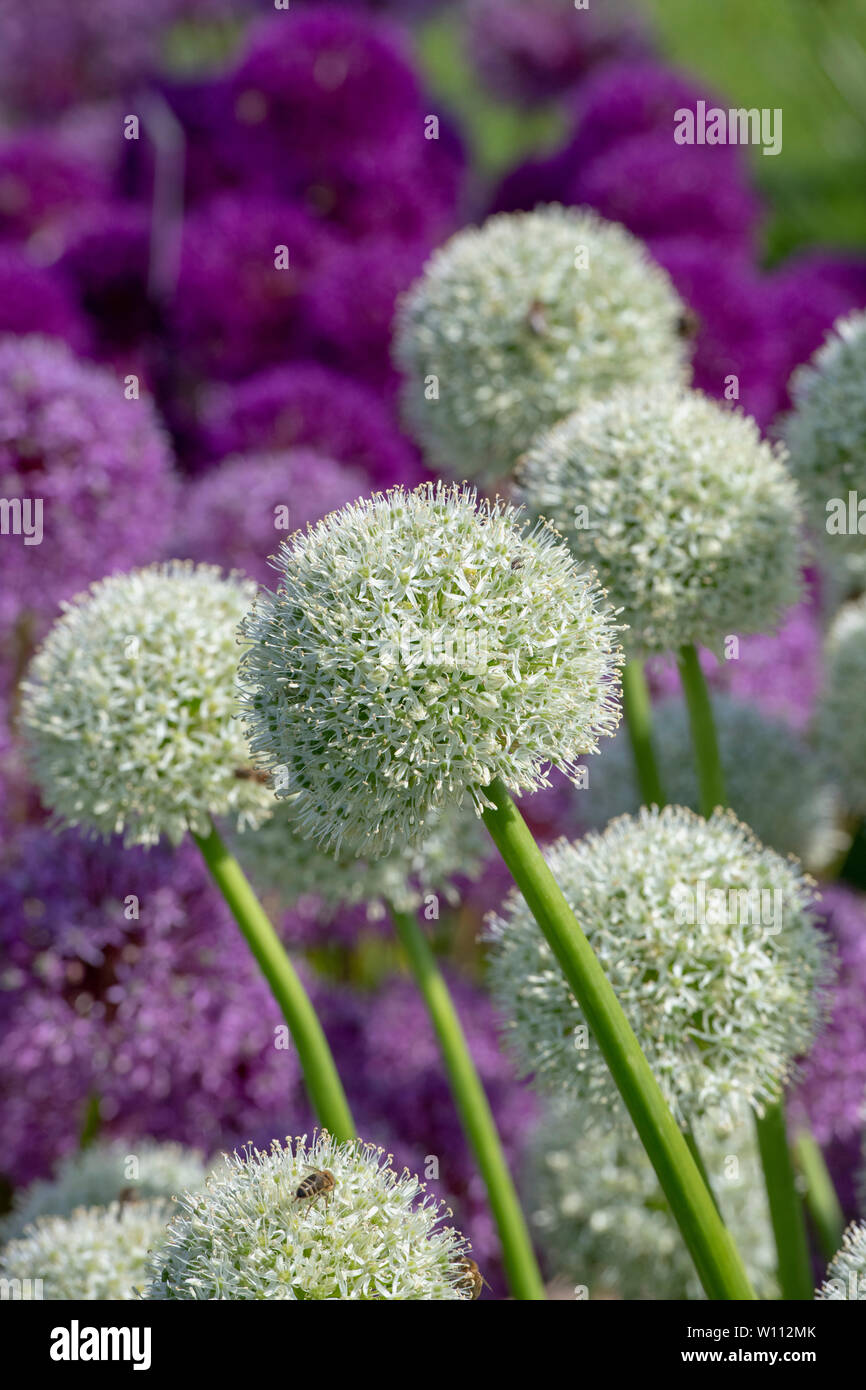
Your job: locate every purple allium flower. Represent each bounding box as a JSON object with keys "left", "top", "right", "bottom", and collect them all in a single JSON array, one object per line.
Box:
[
  {"left": 222, "top": 6, "right": 464, "bottom": 241},
  {"left": 0, "top": 829, "right": 305, "bottom": 1185},
  {"left": 51, "top": 101, "right": 130, "bottom": 183},
  {"left": 0, "top": 335, "right": 175, "bottom": 630},
  {"left": 133, "top": 75, "right": 267, "bottom": 211},
  {"left": 0, "top": 133, "right": 109, "bottom": 247},
  {"left": 0, "top": 644, "right": 42, "bottom": 834},
  {"left": 0, "top": 992, "right": 99, "bottom": 1188},
  {"left": 297, "top": 130, "right": 466, "bottom": 245},
  {"left": 147, "top": 9, "right": 466, "bottom": 244},
  {"left": 465, "top": 0, "right": 650, "bottom": 106},
  {"left": 0, "top": 0, "right": 174, "bottom": 116},
  {"left": 155, "top": 72, "right": 465, "bottom": 247},
  {"left": 767, "top": 249, "right": 866, "bottom": 400},
  {"left": 308, "top": 0, "right": 445, "bottom": 12},
  {"left": 490, "top": 61, "right": 760, "bottom": 252},
  {"left": 170, "top": 194, "right": 329, "bottom": 380},
  {"left": 567, "top": 59, "right": 730, "bottom": 167},
  {"left": 196, "top": 362, "right": 422, "bottom": 489},
  {"left": 308, "top": 238, "right": 428, "bottom": 389},
  {"left": 0, "top": 247, "right": 90, "bottom": 353},
  {"left": 645, "top": 590, "right": 823, "bottom": 734},
  {"left": 790, "top": 885, "right": 866, "bottom": 1206},
  {"left": 650, "top": 237, "right": 785, "bottom": 427},
  {"left": 170, "top": 449, "right": 367, "bottom": 585},
  {"left": 488, "top": 147, "right": 577, "bottom": 217},
  {"left": 57, "top": 204, "right": 158, "bottom": 361},
  {"left": 572, "top": 131, "right": 761, "bottom": 250},
  {"left": 232, "top": 6, "right": 423, "bottom": 176}
]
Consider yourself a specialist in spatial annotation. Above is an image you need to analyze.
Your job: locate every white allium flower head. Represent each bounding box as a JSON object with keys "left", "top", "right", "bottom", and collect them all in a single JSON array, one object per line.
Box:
[
  {"left": 236, "top": 801, "right": 487, "bottom": 920},
  {"left": 528, "top": 1099, "right": 777, "bottom": 1300},
  {"left": 518, "top": 386, "right": 803, "bottom": 657},
  {"left": 145, "top": 1133, "right": 473, "bottom": 1300},
  {"left": 239, "top": 483, "right": 623, "bottom": 857},
  {"left": 0, "top": 1201, "right": 172, "bottom": 1300},
  {"left": 2, "top": 1140, "right": 207, "bottom": 1243},
  {"left": 20, "top": 562, "right": 274, "bottom": 847},
  {"left": 582, "top": 694, "right": 836, "bottom": 867},
  {"left": 486, "top": 806, "right": 831, "bottom": 1125},
  {"left": 816, "top": 1222, "right": 866, "bottom": 1300},
  {"left": 393, "top": 205, "right": 688, "bottom": 483},
  {"left": 816, "top": 596, "right": 866, "bottom": 816},
  {"left": 785, "top": 310, "right": 866, "bottom": 559}
]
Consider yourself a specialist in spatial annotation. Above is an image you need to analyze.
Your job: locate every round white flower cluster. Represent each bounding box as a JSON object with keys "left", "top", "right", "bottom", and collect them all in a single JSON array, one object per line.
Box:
[
  {"left": 393, "top": 205, "right": 687, "bottom": 483},
  {"left": 518, "top": 387, "right": 803, "bottom": 657},
  {"left": 528, "top": 1099, "right": 777, "bottom": 1301},
  {"left": 816, "top": 595, "right": 866, "bottom": 816},
  {"left": 486, "top": 806, "right": 831, "bottom": 1125},
  {"left": 816, "top": 1222, "right": 866, "bottom": 1300},
  {"left": 145, "top": 1133, "right": 474, "bottom": 1300},
  {"left": 785, "top": 309, "right": 866, "bottom": 562},
  {"left": 21, "top": 562, "right": 275, "bottom": 846},
  {"left": 239, "top": 483, "right": 623, "bottom": 858},
  {"left": 0, "top": 1201, "right": 172, "bottom": 1301},
  {"left": 2, "top": 1140, "right": 207, "bottom": 1242}
]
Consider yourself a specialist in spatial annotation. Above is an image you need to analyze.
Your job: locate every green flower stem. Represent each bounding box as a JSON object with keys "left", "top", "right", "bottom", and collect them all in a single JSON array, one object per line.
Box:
[
  {"left": 621, "top": 658, "right": 667, "bottom": 806},
  {"left": 78, "top": 1093, "right": 101, "bottom": 1151},
  {"left": 755, "top": 1101, "right": 814, "bottom": 1299},
  {"left": 793, "top": 1129, "right": 846, "bottom": 1261},
  {"left": 676, "top": 656, "right": 814, "bottom": 1298},
  {"left": 684, "top": 1123, "right": 721, "bottom": 1217},
  {"left": 389, "top": 904, "right": 546, "bottom": 1301},
  {"left": 479, "top": 776, "right": 756, "bottom": 1301},
  {"left": 677, "top": 643, "right": 726, "bottom": 816},
  {"left": 193, "top": 820, "right": 355, "bottom": 1143}
]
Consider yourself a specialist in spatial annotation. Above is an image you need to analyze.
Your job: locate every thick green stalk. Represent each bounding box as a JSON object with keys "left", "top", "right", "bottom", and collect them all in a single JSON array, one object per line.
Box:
[
  {"left": 621, "top": 658, "right": 666, "bottom": 806},
  {"left": 794, "top": 1129, "right": 846, "bottom": 1262},
  {"left": 684, "top": 1123, "right": 721, "bottom": 1217},
  {"left": 480, "top": 777, "right": 756, "bottom": 1301},
  {"left": 389, "top": 905, "right": 545, "bottom": 1301},
  {"left": 677, "top": 644, "right": 726, "bottom": 816},
  {"left": 193, "top": 821, "right": 355, "bottom": 1142},
  {"left": 755, "top": 1102, "right": 814, "bottom": 1299},
  {"left": 675, "top": 662, "right": 815, "bottom": 1297}
]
